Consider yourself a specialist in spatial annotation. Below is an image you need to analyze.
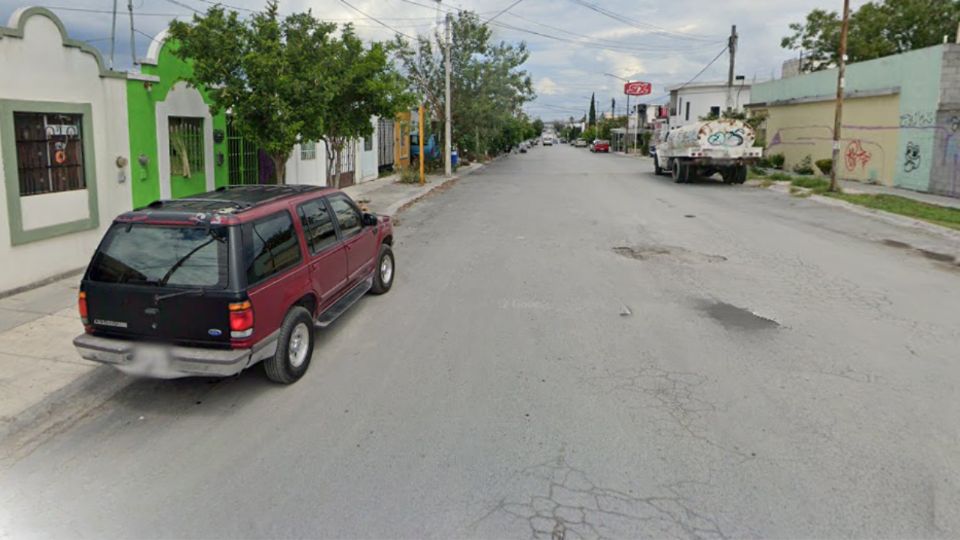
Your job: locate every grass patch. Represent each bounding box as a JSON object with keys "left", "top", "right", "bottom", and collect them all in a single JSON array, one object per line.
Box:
[
  {"left": 790, "top": 176, "right": 831, "bottom": 194},
  {"left": 824, "top": 193, "right": 960, "bottom": 231},
  {"left": 768, "top": 172, "right": 793, "bottom": 181},
  {"left": 759, "top": 179, "right": 774, "bottom": 188}
]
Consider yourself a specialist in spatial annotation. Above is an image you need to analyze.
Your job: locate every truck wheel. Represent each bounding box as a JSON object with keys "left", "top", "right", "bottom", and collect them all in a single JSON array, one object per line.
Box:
[
  {"left": 672, "top": 160, "right": 689, "bottom": 183},
  {"left": 370, "top": 244, "right": 394, "bottom": 295},
  {"left": 736, "top": 165, "right": 748, "bottom": 183},
  {"left": 721, "top": 168, "right": 734, "bottom": 184},
  {"left": 264, "top": 307, "right": 314, "bottom": 384}
]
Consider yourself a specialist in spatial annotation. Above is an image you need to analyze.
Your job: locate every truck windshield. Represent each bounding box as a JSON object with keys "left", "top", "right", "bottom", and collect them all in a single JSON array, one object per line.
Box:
[{"left": 88, "top": 223, "right": 230, "bottom": 288}]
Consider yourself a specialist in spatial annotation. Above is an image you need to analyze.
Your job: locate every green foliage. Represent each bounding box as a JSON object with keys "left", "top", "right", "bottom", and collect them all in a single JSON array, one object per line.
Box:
[
  {"left": 398, "top": 166, "right": 420, "bottom": 184},
  {"left": 768, "top": 172, "right": 793, "bottom": 181},
  {"left": 825, "top": 193, "right": 960, "bottom": 230},
  {"left": 597, "top": 116, "right": 626, "bottom": 141},
  {"left": 169, "top": 2, "right": 410, "bottom": 185},
  {"left": 588, "top": 93, "right": 596, "bottom": 127},
  {"left": 782, "top": 1, "right": 960, "bottom": 72},
  {"left": 793, "top": 155, "right": 815, "bottom": 175},
  {"left": 581, "top": 126, "right": 597, "bottom": 143},
  {"left": 532, "top": 118, "right": 544, "bottom": 135},
  {"left": 790, "top": 176, "right": 831, "bottom": 193},
  {"left": 768, "top": 153, "right": 786, "bottom": 169},
  {"left": 815, "top": 158, "right": 833, "bottom": 175},
  {"left": 393, "top": 11, "right": 534, "bottom": 160}
]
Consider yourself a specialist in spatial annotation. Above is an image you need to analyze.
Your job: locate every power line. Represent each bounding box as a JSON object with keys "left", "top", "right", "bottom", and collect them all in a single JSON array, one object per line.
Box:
[
  {"left": 485, "top": 0, "right": 524, "bottom": 23},
  {"left": 673, "top": 45, "right": 728, "bottom": 91},
  {"left": 338, "top": 0, "right": 417, "bottom": 40},
  {"left": 38, "top": 5, "right": 190, "bottom": 17},
  {"left": 162, "top": 0, "right": 202, "bottom": 14},
  {"left": 569, "top": 0, "right": 722, "bottom": 42},
  {"left": 488, "top": 19, "right": 722, "bottom": 54}
]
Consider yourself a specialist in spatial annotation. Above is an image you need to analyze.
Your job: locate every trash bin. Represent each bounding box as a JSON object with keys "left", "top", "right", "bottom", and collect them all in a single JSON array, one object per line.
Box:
[{"left": 451, "top": 150, "right": 459, "bottom": 168}]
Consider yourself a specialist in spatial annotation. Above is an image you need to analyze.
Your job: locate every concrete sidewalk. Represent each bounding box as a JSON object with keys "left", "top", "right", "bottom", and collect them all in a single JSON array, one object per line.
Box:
[{"left": 0, "top": 162, "right": 487, "bottom": 444}]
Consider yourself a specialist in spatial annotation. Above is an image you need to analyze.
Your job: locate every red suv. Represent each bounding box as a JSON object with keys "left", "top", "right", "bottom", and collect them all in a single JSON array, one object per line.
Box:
[{"left": 73, "top": 185, "right": 395, "bottom": 384}]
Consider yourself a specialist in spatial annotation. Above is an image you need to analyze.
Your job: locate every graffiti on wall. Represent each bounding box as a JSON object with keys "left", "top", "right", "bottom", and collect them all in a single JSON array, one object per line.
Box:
[
  {"left": 844, "top": 140, "right": 872, "bottom": 171},
  {"left": 899, "top": 112, "right": 935, "bottom": 128},
  {"left": 903, "top": 142, "right": 921, "bottom": 172},
  {"left": 706, "top": 128, "right": 745, "bottom": 147}
]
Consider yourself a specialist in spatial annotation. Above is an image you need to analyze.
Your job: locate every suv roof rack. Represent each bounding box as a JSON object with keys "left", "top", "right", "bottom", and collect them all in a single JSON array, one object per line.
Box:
[{"left": 143, "top": 185, "right": 324, "bottom": 214}]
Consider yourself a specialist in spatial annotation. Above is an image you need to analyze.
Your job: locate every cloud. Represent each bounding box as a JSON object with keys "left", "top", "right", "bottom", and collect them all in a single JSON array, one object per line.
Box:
[{"left": 535, "top": 77, "right": 561, "bottom": 96}]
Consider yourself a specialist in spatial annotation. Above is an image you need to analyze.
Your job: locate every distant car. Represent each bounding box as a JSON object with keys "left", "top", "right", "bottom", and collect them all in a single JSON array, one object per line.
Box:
[
  {"left": 591, "top": 140, "right": 610, "bottom": 153},
  {"left": 559, "top": 138, "right": 566, "bottom": 144},
  {"left": 543, "top": 137, "right": 554, "bottom": 146},
  {"left": 73, "top": 185, "right": 395, "bottom": 383},
  {"left": 519, "top": 144, "right": 528, "bottom": 153},
  {"left": 574, "top": 139, "right": 587, "bottom": 147}
]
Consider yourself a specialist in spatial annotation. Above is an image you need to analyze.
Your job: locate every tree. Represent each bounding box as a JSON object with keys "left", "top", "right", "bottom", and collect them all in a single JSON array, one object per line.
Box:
[
  {"left": 782, "top": 0, "right": 960, "bottom": 72},
  {"left": 169, "top": 2, "right": 335, "bottom": 182},
  {"left": 588, "top": 93, "right": 596, "bottom": 128},
  {"left": 169, "top": 2, "right": 410, "bottom": 186},
  {"left": 532, "top": 118, "right": 544, "bottom": 135},
  {"left": 321, "top": 26, "right": 412, "bottom": 187},
  {"left": 393, "top": 11, "right": 534, "bottom": 160}
]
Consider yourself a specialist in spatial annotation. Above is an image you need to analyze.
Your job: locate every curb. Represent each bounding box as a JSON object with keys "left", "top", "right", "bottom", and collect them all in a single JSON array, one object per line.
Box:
[
  {"left": 383, "top": 161, "right": 488, "bottom": 216},
  {"left": 0, "top": 365, "right": 130, "bottom": 455},
  {"left": 764, "top": 182, "right": 960, "bottom": 242}
]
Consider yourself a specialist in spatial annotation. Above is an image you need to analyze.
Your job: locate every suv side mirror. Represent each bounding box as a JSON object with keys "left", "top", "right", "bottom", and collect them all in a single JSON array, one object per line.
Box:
[{"left": 361, "top": 212, "right": 378, "bottom": 227}]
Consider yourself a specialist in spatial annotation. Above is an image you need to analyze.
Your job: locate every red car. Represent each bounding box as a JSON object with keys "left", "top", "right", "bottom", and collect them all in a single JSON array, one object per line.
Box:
[
  {"left": 590, "top": 140, "right": 610, "bottom": 153},
  {"left": 73, "top": 185, "right": 394, "bottom": 384}
]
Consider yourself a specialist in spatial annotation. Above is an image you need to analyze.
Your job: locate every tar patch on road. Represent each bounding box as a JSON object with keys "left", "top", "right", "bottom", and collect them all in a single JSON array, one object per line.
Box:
[
  {"left": 613, "top": 245, "right": 726, "bottom": 264},
  {"left": 880, "top": 239, "right": 959, "bottom": 267},
  {"left": 699, "top": 300, "right": 780, "bottom": 331}
]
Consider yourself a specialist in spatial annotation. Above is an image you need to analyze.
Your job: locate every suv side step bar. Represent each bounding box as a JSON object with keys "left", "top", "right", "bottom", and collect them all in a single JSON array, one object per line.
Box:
[{"left": 315, "top": 276, "right": 373, "bottom": 328}]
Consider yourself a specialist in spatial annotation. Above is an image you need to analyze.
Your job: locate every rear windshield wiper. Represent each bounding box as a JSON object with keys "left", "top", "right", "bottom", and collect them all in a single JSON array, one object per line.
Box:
[
  {"left": 154, "top": 288, "right": 206, "bottom": 303},
  {"left": 157, "top": 230, "right": 225, "bottom": 287}
]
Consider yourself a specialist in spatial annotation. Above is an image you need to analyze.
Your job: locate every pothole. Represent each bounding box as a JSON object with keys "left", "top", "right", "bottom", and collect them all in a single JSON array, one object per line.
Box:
[
  {"left": 699, "top": 300, "right": 780, "bottom": 331},
  {"left": 917, "top": 248, "right": 955, "bottom": 263},
  {"left": 881, "top": 239, "right": 958, "bottom": 265},
  {"left": 613, "top": 245, "right": 726, "bottom": 263},
  {"left": 881, "top": 239, "right": 912, "bottom": 249}
]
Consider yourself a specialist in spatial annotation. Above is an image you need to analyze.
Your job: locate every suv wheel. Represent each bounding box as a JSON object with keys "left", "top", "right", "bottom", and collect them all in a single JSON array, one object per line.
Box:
[
  {"left": 264, "top": 307, "right": 314, "bottom": 384},
  {"left": 370, "top": 245, "right": 395, "bottom": 295}
]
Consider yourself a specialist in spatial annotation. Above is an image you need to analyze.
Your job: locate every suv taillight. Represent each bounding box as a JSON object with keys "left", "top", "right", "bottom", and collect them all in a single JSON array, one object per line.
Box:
[
  {"left": 229, "top": 301, "right": 254, "bottom": 339},
  {"left": 78, "top": 291, "right": 89, "bottom": 327}
]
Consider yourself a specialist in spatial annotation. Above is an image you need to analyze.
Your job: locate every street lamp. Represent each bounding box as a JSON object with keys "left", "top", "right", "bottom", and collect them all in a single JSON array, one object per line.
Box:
[{"left": 604, "top": 73, "right": 633, "bottom": 153}]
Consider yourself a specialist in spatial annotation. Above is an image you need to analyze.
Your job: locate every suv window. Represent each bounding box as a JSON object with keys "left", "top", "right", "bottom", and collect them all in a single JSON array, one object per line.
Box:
[
  {"left": 298, "top": 198, "right": 338, "bottom": 253},
  {"left": 244, "top": 210, "right": 301, "bottom": 285},
  {"left": 328, "top": 195, "right": 361, "bottom": 238},
  {"left": 88, "top": 224, "right": 229, "bottom": 288}
]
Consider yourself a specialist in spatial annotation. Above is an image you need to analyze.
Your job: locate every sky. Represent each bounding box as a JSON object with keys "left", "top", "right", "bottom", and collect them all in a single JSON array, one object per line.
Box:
[{"left": 0, "top": 0, "right": 870, "bottom": 121}]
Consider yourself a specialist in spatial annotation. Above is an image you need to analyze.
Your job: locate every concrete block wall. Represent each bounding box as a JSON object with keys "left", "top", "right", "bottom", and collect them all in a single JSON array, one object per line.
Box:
[{"left": 929, "top": 45, "right": 960, "bottom": 197}]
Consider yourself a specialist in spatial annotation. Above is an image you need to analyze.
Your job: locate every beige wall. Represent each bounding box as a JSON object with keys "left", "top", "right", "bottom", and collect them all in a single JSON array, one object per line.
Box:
[{"left": 762, "top": 94, "right": 901, "bottom": 185}]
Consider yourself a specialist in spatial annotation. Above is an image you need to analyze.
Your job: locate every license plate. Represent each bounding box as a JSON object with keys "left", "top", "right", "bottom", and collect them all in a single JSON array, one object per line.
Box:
[{"left": 130, "top": 344, "right": 171, "bottom": 375}]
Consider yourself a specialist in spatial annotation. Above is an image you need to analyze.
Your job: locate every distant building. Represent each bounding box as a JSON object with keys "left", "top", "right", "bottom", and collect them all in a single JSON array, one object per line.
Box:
[
  {"left": 667, "top": 80, "right": 752, "bottom": 128},
  {"left": 748, "top": 43, "right": 960, "bottom": 197},
  {"left": 781, "top": 58, "right": 801, "bottom": 79}
]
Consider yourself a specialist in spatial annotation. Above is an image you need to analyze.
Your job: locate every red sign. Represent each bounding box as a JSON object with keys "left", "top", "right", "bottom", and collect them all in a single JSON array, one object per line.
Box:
[{"left": 624, "top": 81, "right": 652, "bottom": 96}]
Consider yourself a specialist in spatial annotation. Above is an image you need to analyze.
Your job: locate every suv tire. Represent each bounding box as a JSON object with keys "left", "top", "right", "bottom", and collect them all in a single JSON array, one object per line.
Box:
[
  {"left": 264, "top": 307, "right": 314, "bottom": 384},
  {"left": 370, "top": 244, "right": 395, "bottom": 295}
]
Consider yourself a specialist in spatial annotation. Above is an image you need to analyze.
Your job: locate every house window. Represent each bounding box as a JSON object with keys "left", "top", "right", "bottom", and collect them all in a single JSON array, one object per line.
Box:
[
  {"left": 710, "top": 106, "right": 721, "bottom": 118},
  {"left": 169, "top": 117, "right": 204, "bottom": 177},
  {"left": 685, "top": 102, "right": 691, "bottom": 121},
  {"left": 300, "top": 141, "right": 317, "bottom": 160},
  {"left": 364, "top": 135, "right": 373, "bottom": 151},
  {"left": 13, "top": 112, "right": 86, "bottom": 196}
]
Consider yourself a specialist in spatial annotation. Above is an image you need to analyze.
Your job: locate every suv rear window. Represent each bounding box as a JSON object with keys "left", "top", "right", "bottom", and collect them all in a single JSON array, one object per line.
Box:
[{"left": 88, "top": 224, "right": 230, "bottom": 288}]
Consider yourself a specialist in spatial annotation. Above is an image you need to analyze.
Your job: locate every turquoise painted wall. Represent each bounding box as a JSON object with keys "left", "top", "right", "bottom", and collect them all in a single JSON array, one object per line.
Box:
[{"left": 752, "top": 45, "right": 945, "bottom": 191}]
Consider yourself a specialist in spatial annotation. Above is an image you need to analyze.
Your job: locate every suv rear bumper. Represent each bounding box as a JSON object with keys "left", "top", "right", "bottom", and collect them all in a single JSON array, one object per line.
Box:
[{"left": 73, "top": 333, "right": 278, "bottom": 379}]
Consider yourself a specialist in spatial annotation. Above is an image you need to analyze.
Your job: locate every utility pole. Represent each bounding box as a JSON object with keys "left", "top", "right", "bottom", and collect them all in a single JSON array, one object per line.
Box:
[
  {"left": 830, "top": 0, "right": 851, "bottom": 192},
  {"left": 127, "top": 0, "right": 136, "bottom": 66},
  {"left": 419, "top": 104, "right": 426, "bottom": 185},
  {"left": 443, "top": 12, "right": 453, "bottom": 177},
  {"left": 726, "top": 24, "right": 738, "bottom": 113},
  {"left": 109, "top": 0, "right": 118, "bottom": 68}
]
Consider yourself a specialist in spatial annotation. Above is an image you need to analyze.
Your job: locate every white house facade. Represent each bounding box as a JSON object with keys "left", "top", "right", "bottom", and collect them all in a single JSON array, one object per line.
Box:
[
  {"left": 0, "top": 7, "right": 132, "bottom": 293},
  {"left": 667, "top": 81, "right": 752, "bottom": 128}
]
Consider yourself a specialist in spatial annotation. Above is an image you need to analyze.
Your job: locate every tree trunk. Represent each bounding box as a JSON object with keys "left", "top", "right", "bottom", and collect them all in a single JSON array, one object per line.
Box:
[
  {"left": 270, "top": 152, "right": 288, "bottom": 184},
  {"left": 333, "top": 140, "right": 343, "bottom": 189}
]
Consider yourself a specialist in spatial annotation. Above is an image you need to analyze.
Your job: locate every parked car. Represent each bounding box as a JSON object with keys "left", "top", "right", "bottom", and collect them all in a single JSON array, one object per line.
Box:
[
  {"left": 574, "top": 138, "right": 587, "bottom": 147},
  {"left": 591, "top": 140, "right": 610, "bottom": 153},
  {"left": 73, "top": 185, "right": 395, "bottom": 384}
]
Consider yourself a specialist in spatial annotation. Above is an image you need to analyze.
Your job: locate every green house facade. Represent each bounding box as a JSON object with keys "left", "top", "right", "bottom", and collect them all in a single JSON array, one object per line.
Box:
[{"left": 126, "top": 30, "right": 233, "bottom": 208}]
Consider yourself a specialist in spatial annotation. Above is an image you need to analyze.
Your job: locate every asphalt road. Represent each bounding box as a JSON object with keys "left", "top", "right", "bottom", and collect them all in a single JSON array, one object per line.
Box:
[{"left": 3, "top": 145, "right": 960, "bottom": 539}]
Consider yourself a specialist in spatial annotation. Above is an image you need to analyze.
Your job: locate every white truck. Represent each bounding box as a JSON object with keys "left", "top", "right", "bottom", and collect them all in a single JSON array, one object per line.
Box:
[{"left": 653, "top": 119, "right": 762, "bottom": 184}]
